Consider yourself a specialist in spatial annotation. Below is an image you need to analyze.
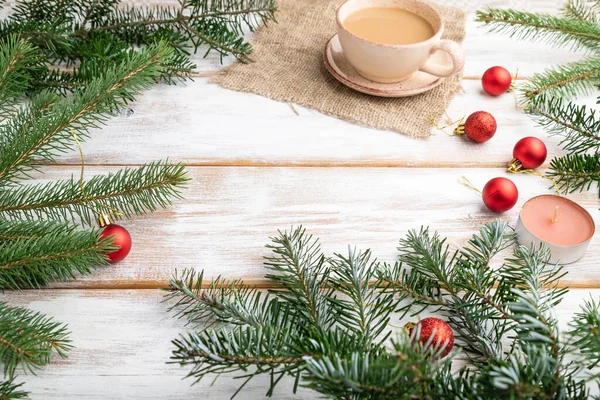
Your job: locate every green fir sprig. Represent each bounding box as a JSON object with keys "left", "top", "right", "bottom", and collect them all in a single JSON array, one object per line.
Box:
[
  {"left": 167, "top": 224, "right": 600, "bottom": 399},
  {"left": 0, "top": 302, "right": 72, "bottom": 377},
  {"left": 0, "top": 378, "right": 28, "bottom": 400},
  {"left": 0, "top": 0, "right": 277, "bottom": 93},
  {"left": 476, "top": 0, "right": 600, "bottom": 197}
]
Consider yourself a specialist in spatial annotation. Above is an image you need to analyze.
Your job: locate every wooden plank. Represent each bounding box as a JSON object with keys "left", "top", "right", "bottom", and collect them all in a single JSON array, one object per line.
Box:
[
  {"left": 0, "top": 1, "right": 587, "bottom": 77},
  {"left": 12, "top": 165, "right": 597, "bottom": 288},
  {"left": 3, "top": 288, "right": 599, "bottom": 399},
  {"left": 47, "top": 78, "right": 597, "bottom": 168}
]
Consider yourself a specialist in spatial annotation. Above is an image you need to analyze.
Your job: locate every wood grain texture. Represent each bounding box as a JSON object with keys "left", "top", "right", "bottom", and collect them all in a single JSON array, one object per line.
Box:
[
  {"left": 2, "top": 0, "right": 599, "bottom": 397},
  {"left": 48, "top": 77, "right": 597, "bottom": 168},
  {"left": 3, "top": 288, "right": 599, "bottom": 399},
  {"left": 20, "top": 165, "right": 598, "bottom": 288}
]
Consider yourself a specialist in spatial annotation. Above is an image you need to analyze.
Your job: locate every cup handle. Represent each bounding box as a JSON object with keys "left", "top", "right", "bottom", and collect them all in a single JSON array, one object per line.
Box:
[{"left": 419, "top": 39, "right": 465, "bottom": 78}]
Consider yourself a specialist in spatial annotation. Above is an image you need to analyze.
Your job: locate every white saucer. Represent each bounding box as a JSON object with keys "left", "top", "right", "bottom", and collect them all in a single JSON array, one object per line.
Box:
[{"left": 323, "top": 34, "right": 451, "bottom": 98}]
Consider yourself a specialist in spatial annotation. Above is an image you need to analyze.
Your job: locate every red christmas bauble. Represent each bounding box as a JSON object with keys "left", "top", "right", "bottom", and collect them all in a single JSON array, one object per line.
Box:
[
  {"left": 100, "top": 224, "right": 132, "bottom": 263},
  {"left": 464, "top": 111, "right": 497, "bottom": 143},
  {"left": 413, "top": 317, "right": 454, "bottom": 358},
  {"left": 512, "top": 137, "right": 547, "bottom": 170},
  {"left": 482, "top": 66, "right": 512, "bottom": 96},
  {"left": 482, "top": 177, "right": 518, "bottom": 213}
]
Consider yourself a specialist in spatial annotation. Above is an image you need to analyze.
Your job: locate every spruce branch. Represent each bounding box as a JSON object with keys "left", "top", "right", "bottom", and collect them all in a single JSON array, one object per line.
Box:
[
  {"left": 3, "top": 0, "right": 277, "bottom": 67},
  {"left": 0, "top": 162, "right": 189, "bottom": 226},
  {"left": 0, "top": 42, "right": 180, "bottom": 185},
  {"left": 0, "top": 35, "right": 42, "bottom": 120},
  {"left": 547, "top": 153, "right": 600, "bottom": 196},
  {"left": 263, "top": 227, "right": 334, "bottom": 331},
  {"left": 0, "top": 302, "right": 72, "bottom": 376},
  {"left": 0, "top": 219, "right": 81, "bottom": 241},
  {"left": 562, "top": 0, "right": 600, "bottom": 24},
  {"left": 567, "top": 298, "right": 600, "bottom": 371},
  {"left": 166, "top": 269, "right": 278, "bottom": 328},
  {"left": 0, "top": 223, "right": 115, "bottom": 289},
  {"left": 168, "top": 224, "right": 599, "bottom": 398},
  {"left": 527, "top": 95, "right": 600, "bottom": 154},
  {"left": 0, "top": 378, "right": 28, "bottom": 400},
  {"left": 475, "top": 8, "right": 600, "bottom": 53},
  {"left": 328, "top": 248, "right": 396, "bottom": 346},
  {"left": 304, "top": 339, "right": 454, "bottom": 400},
  {"left": 171, "top": 317, "right": 304, "bottom": 397},
  {"left": 521, "top": 58, "right": 600, "bottom": 99}
]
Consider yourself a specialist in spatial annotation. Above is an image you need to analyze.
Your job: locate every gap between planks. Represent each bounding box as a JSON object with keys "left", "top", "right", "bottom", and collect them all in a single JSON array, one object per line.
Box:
[
  {"left": 43, "top": 161, "right": 516, "bottom": 168},
  {"left": 203, "top": 71, "right": 521, "bottom": 81},
  {"left": 50, "top": 279, "right": 600, "bottom": 290}
]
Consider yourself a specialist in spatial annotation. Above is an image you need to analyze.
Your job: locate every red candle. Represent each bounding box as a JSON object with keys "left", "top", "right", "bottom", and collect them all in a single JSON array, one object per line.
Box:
[{"left": 516, "top": 195, "right": 595, "bottom": 264}]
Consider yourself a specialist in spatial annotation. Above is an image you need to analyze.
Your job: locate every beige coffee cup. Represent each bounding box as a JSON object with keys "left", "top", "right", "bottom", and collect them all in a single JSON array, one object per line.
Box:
[{"left": 336, "top": 0, "right": 465, "bottom": 83}]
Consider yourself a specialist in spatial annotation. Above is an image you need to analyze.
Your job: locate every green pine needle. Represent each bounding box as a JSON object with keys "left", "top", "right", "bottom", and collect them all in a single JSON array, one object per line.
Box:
[
  {"left": 0, "top": 221, "right": 116, "bottom": 289},
  {"left": 0, "top": 378, "right": 28, "bottom": 399},
  {"left": 0, "top": 302, "right": 72, "bottom": 377},
  {"left": 0, "top": 35, "right": 42, "bottom": 120},
  {"left": 0, "top": 162, "right": 189, "bottom": 226},
  {"left": 0, "top": 42, "right": 181, "bottom": 185},
  {"left": 521, "top": 58, "right": 600, "bottom": 100},
  {"left": 475, "top": 8, "right": 600, "bottom": 53},
  {"left": 478, "top": 3, "right": 600, "bottom": 198},
  {"left": 548, "top": 152, "right": 600, "bottom": 196},
  {"left": 167, "top": 224, "right": 598, "bottom": 399}
]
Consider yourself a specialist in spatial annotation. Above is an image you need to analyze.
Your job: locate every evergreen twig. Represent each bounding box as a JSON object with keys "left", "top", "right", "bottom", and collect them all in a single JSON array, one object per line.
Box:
[
  {"left": 0, "top": 162, "right": 189, "bottom": 225},
  {"left": 167, "top": 224, "right": 599, "bottom": 399},
  {"left": 478, "top": 1, "right": 600, "bottom": 198},
  {"left": 0, "top": 302, "right": 72, "bottom": 376},
  {"left": 0, "top": 378, "right": 28, "bottom": 400},
  {"left": 475, "top": 8, "right": 600, "bottom": 53}
]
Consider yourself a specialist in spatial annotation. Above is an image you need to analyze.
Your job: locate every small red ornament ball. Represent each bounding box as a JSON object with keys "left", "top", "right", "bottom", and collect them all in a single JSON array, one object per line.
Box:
[
  {"left": 100, "top": 224, "right": 132, "bottom": 263},
  {"left": 513, "top": 137, "right": 547, "bottom": 170},
  {"left": 482, "top": 66, "right": 512, "bottom": 96},
  {"left": 464, "top": 111, "right": 497, "bottom": 143},
  {"left": 482, "top": 177, "right": 518, "bottom": 213},
  {"left": 414, "top": 318, "right": 454, "bottom": 358}
]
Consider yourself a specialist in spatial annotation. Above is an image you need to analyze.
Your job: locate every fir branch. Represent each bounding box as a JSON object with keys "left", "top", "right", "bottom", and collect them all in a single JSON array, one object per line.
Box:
[
  {"left": 0, "top": 223, "right": 115, "bottom": 289},
  {"left": 0, "top": 378, "right": 28, "bottom": 400},
  {"left": 0, "top": 162, "right": 189, "bottom": 226},
  {"left": 0, "top": 42, "right": 179, "bottom": 185},
  {"left": 562, "top": 0, "right": 600, "bottom": 23},
  {"left": 503, "top": 246, "right": 566, "bottom": 398},
  {"left": 169, "top": 225, "right": 599, "bottom": 398},
  {"left": 89, "top": 0, "right": 277, "bottom": 62},
  {"left": 304, "top": 338, "right": 454, "bottom": 400},
  {"left": 547, "top": 153, "right": 600, "bottom": 196},
  {"left": 520, "top": 57, "right": 600, "bottom": 99},
  {"left": 0, "top": 219, "right": 78, "bottom": 241},
  {"left": 0, "top": 302, "right": 72, "bottom": 376},
  {"left": 264, "top": 227, "right": 334, "bottom": 331},
  {"left": 527, "top": 95, "right": 600, "bottom": 154},
  {"left": 171, "top": 318, "right": 304, "bottom": 397},
  {"left": 0, "top": 35, "right": 42, "bottom": 120},
  {"left": 166, "top": 269, "right": 278, "bottom": 328},
  {"left": 475, "top": 8, "right": 600, "bottom": 53},
  {"left": 328, "top": 248, "right": 396, "bottom": 345},
  {"left": 567, "top": 297, "right": 600, "bottom": 371}
]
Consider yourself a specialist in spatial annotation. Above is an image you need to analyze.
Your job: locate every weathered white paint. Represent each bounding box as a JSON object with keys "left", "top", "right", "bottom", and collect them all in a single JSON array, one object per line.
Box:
[
  {"left": 1, "top": 0, "right": 599, "bottom": 398},
  {"left": 18, "top": 165, "right": 597, "bottom": 288}
]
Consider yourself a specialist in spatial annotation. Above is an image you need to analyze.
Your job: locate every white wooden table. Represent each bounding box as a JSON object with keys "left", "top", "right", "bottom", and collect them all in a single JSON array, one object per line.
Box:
[{"left": 4, "top": 0, "right": 599, "bottom": 398}]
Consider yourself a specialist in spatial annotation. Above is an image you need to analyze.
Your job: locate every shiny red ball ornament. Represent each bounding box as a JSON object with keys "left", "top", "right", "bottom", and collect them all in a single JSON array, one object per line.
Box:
[
  {"left": 511, "top": 136, "right": 547, "bottom": 170},
  {"left": 100, "top": 223, "right": 132, "bottom": 263},
  {"left": 482, "top": 66, "right": 512, "bottom": 96},
  {"left": 456, "top": 111, "right": 497, "bottom": 143},
  {"left": 482, "top": 177, "right": 518, "bottom": 213},
  {"left": 409, "top": 318, "right": 454, "bottom": 358}
]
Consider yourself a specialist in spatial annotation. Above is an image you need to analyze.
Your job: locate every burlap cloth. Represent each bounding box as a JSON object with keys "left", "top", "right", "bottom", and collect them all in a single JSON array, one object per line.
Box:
[{"left": 211, "top": 0, "right": 467, "bottom": 138}]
